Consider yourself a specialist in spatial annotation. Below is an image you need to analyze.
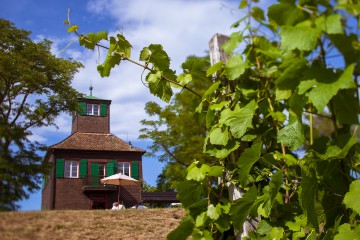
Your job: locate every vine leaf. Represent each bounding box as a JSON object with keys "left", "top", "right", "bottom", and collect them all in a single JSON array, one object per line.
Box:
[
  {"left": 318, "top": 136, "right": 358, "bottom": 161},
  {"left": 195, "top": 212, "right": 208, "bottom": 227},
  {"left": 79, "top": 31, "right": 108, "bottom": 50},
  {"left": 277, "top": 111, "right": 304, "bottom": 150},
  {"left": 237, "top": 142, "right": 262, "bottom": 186},
  {"left": 97, "top": 36, "right": 120, "bottom": 77},
  {"left": 205, "top": 139, "right": 241, "bottom": 159},
  {"left": 268, "top": 1, "right": 309, "bottom": 26},
  {"left": 139, "top": 47, "right": 151, "bottom": 61},
  {"left": 177, "top": 180, "right": 204, "bottom": 208},
  {"left": 220, "top": 100, "right": 256, "bottom": 139},
  {"left": 209, "top": 126, "right": 229, "bottom": 146},
  {"left": 333, "top": 90, "right": 360, "bottom": 124},
  {"left": 333, "top": 223, "right": 360, "bottom": 240},
  {"left": 148, "top": 44, "right": 171, "bottom": 70},
  {"left": 202, "top": 81, "right": 221, "bottom": 101},
  {"left": 146, "top": 71, "right": 173, "bottom": 103},
  {"left": 300, "top": 165, "right": 319, "bottom": 232},
  {"left": 230, "top": 186, "right": 258, "bottom": 230},
  {"left": 167, "top": 215, "right": 194, "bottom": 240},
  {"left": 315, "top": 14, "right": 343, "bottom": 34},
  {"left": 280, "top": 26, "right": 321, "bottom": 51},
  {"left": 97, "top": 34, "right": 132, "bottom": 77},
  {"left": 67, "top": 25, "right": 79, "bottom": 33},
  {"left": 177, "top": 73, "right": 192, "bottom": 86},
  {"left": 207, "top": 204, "right": 221, "bottom": 220},
  {"left": 308, "top": 64, "right": 356, "bottom": 112},
  {"left": 223, "top": 32, "right": 242, "bottom": 55},
  {"left": 298, "top": 63, "right": 356, "bottom": 112},
  {"left": 208, "top": 166, "right": 224, "bottom": 177},
  {"left": 225, "top": 54, "right": 247, "bottom": 80},
  {"left": 343, "top": 180, "right": 360, "bottom": 215},
  {"left": 186, "top": 163, "right": 210, "bottom": 182}
]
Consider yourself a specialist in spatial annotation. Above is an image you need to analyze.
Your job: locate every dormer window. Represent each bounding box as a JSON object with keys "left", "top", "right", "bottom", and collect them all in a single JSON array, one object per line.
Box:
[
  {"left": 87, "top": 103, "right": 99, "bottom": 116},
  {"left": 79, "top": 102, "right": 108, "bottom": 117}
]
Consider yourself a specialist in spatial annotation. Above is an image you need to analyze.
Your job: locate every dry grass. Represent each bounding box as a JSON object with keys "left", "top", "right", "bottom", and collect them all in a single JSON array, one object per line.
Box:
[{"left": 0, "top": 208, "right": 185, "bottom": 240}]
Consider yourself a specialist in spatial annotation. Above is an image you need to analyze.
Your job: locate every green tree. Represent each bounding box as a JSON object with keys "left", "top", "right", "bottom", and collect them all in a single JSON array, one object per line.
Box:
[
  {"left": 69, "top": 0, "right": 360, "bottom": 238},
  {"left": 0, "top": 19, "right": 82, "bottom": 211},
  {"left": 139, "top": 56, "right": 215, "bottom": 191}
]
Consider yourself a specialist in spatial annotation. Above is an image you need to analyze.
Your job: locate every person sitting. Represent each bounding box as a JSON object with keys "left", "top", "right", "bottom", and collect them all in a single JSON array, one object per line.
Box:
[
  {"left": 112, "top": 202, "right": 126, "bottom": 210},
  {"left": 111, "top": 202, "right": 119, "bottom": 210},
  {"left": 118, "top": 203, "right": 126, "bottom": 209}
]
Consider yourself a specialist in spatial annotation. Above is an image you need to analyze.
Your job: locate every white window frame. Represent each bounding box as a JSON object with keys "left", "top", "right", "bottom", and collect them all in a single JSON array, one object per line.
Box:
[
  {"left": 118, "top": 162, "right": 130, "bottom": 176},
  {"left": 86, "top": 103, "right": 99, "bottom": 116},
  {"left": 64, "top": 160, "right": 79, "bottom": 178}
]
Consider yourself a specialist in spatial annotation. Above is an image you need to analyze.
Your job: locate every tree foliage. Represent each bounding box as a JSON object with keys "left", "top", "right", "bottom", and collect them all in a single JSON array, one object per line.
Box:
[
  {"left": 0, "top": 19, "right": 82, "bottom": 211},
  {"left": 69, "top": 0, "right": 360, "bottom": 238}
]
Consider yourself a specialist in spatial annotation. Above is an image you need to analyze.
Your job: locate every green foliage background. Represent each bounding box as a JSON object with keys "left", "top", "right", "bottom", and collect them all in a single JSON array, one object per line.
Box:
[
  {"left": 69, "top": 0, "right": 360, "bottom": 239},
  {"left": 0, "top": 19, "right": 82, "bottom": 211}
]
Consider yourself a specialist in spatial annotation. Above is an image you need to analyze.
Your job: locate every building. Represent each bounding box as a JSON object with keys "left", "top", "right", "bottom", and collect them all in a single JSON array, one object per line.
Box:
[{"left": 41, "top": 90, "right": 145, "bottom": 210}]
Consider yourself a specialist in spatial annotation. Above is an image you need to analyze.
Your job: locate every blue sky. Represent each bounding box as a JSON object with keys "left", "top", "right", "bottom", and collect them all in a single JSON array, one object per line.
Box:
[{"left": 1, "top": 0, "right": 243, "bottom": 211}]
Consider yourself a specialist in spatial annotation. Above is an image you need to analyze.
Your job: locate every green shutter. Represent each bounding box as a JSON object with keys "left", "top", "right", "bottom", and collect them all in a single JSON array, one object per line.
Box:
[
  {"left": 79, "top": 102, "right": 86, "bottom": 115},
  {"left": 79, "top": 159, "right": 88, "bottom": 178},
  {"left": 100, "top": 103, "right": 108, "bottom": 116},
  {"left": 106, "top": 160, "right": 117, "bottom": 176},
  {"left": 56, "top": 159, "right": 64, "bottom": 178},
  {"left": 91, "top": 163, "right": 99, "bottom": 186},
  {"left": 131, "top": 161, "right": 139, "bottom": 180},
  {"left": 91, "top": 163, "right": 99, "bottom": 175}
]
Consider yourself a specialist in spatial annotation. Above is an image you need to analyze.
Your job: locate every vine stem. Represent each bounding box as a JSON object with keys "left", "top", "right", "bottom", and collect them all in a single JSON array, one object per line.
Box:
[
  {"left": 74, "top": 30, "right": 203, "bottom": 99},
  {"left": 309, "top": 105, "right": 314, "bottom": 146}
]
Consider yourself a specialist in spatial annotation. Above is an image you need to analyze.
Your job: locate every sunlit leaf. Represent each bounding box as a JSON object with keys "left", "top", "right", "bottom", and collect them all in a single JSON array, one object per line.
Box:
[
  {"left": 334, "top": 223, "right": 360, "bottom": 240},
  {"left": 343, "top": 180, "right": 360, "bottom": 214},
  {"left": 177, "top": 73, "right": 192, "bottom": 86},
  {"left": 206, "top": 61, "right": 223, "bottom": 77},
  {"left": 222, "top": 32, "right": 242, "bottom": 55},
  {"left": 140, "top": 47, "right": 151, "bottom": 61},
  {"left": 277, "top": 111, "right": 304, "bottom": 150},
  {"left": 208, "top": 166, "right": 224, "bottom": 177},
  {"left": 220, "top": 100, "right": 257, "bottom": 139},
  {"left": 186, "top": 164, "right": 210, "bottom": 182},
  {"left": 207, "top": 204, "right": 221, "bottom": 220},
  {"left": 209, "top": 127, "right": 229, "bottom": 146},
  {"left": 280, "top": 26, "right": 321, "bottom": 51},
  {"left": 67, "top": 25, "right": 79, "bottom": 33},
  {"left": 225, "top": 54, "right": 246, "bottom": 80}
]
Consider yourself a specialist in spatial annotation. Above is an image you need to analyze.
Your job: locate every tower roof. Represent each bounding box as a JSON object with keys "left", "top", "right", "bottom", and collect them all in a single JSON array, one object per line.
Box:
[{"left": 51, "top": 132, "right": 145, "bottom": 153}]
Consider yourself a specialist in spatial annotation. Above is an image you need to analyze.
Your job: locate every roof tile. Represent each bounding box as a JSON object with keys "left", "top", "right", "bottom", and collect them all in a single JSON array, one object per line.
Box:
[{"left": 51, "top": 132, "right": 145, "bottom": 152}]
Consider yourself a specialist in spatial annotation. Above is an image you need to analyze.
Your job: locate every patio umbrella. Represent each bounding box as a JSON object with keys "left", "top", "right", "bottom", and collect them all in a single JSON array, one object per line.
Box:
[{"left": 100, "top": 173, "right": 139, "bottom": 204}]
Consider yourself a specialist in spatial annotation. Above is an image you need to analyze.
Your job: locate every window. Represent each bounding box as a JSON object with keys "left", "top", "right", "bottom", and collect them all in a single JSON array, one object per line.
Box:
[
  {"left": 65, "top": 160, "right": 79, "bottom": 178},
  {"left": 86, "top": 104, "right": 99, "bottom": 116},
  {"left": 99, "top": 163, "right": 106, "bottom": 177},
  {"left": 118, "top": 162, "right": 130, "bottom": 176}
]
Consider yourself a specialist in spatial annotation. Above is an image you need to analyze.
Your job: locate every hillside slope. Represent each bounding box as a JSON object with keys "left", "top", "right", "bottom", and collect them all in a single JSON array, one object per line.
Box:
[{"left": 0, "top": 208, "right": 185, "bottom": 240}]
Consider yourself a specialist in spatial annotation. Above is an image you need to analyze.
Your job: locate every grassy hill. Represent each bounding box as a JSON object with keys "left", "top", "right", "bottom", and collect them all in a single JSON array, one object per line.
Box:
[{"left": 0, "top": 208, "right": 185, "bottom": 240}]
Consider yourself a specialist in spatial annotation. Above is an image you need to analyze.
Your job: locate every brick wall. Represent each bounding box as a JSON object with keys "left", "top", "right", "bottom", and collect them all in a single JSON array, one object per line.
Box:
[
  {"left": 55, "top": 178, "right": 90, "bottom": 210},
  {"left": 72, "top": 114, "right": 110, "bottom": 134}
]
